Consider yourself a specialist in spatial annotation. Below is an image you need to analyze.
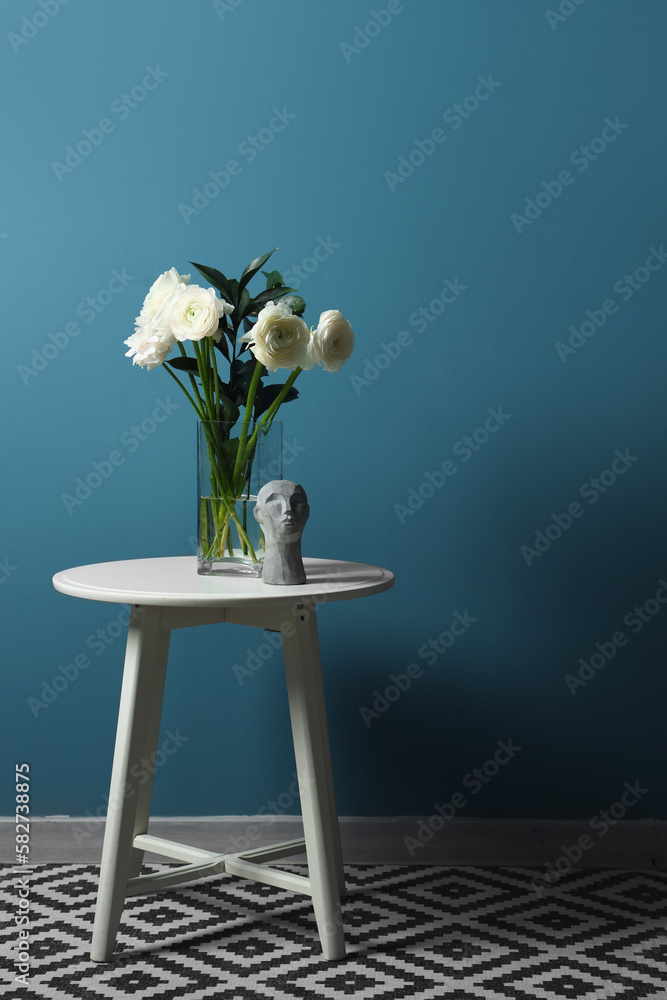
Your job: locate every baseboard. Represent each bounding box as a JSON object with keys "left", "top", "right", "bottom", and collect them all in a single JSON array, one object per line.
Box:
[{"left": 2, "top": 816, "right": 666, "bottom": 868}]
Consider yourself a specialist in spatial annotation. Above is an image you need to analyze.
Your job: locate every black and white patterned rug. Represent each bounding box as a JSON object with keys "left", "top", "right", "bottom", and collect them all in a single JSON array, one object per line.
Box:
[{"left": 2, "top": 864, "right": 667, "bottom": 999}]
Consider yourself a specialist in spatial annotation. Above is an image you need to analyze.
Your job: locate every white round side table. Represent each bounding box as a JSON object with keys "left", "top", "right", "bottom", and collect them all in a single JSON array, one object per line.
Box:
[{"left": 52, "top": 555, "right": 394, "bottom": 962}]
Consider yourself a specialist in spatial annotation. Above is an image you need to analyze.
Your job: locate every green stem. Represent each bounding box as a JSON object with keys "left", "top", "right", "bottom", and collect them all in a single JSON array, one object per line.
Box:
[
  {"left": 193, "top": 340, "right": 216, "bottom": 421},
  {"left": 177, "top": 342, "right": 205, "bottom": 412},
  {"left": 200, "top": 422, "right": 233, "bottom": 496},
  {"left": 231, "top": 511, "right": 258, "bottom": 561},
  {"left": 208, "top": 338, "right": 222, "bottom": 423},
  {"left": 163, "top": 364, "right": 205, "bottom": 419},
  {"left": 164, "top": 344, "right": 269, "bottom": 568},
  {"left": 232, "top": 359, "right": 263, "bottom": 491},
  {"left": 164, "top": 347, "right": 229, "bottom": 494},
  {"left": 205, "top": 500, "right": 258, "bottom": 562},
  {"left": 240, "top": 366, "right": 301, "bottom": 471}
]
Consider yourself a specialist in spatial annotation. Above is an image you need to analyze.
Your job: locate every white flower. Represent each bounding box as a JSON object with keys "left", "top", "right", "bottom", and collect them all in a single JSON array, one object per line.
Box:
[
  {"left": 124, "top": 324, "right": 174, "bottom": 370},
  {"left": 310, "top": 310, "right": 355, "bottom": 372},
  {"left": 239, "top": 299, "right": 311, "bottom": 371},
  {"left": 166, "top": 284, "right": 232, "bottom": 342},
  {"left": 136, "top": 267, "right": 190, "bottom": 330}
]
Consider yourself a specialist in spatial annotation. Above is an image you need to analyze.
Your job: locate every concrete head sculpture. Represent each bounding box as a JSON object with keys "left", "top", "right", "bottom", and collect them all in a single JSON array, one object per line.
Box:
[{"left": 254, "top": 480, "right": 310, "bottom": 585}]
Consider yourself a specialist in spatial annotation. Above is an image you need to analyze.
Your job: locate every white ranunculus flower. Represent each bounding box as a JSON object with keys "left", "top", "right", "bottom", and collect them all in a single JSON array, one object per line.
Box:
[
  {"left": 124, "top": 324, "right": 174, "bottom": 370},
  {"left": 311, "top": 310, "right": 355, "bottom": 372},
  {"left": 238, "top": 299, "right": 311, "bottom": 371},
  {"left": 136, "top": 267, "right": 190, "bottom": 329},
  {"left": 166, "top": 284, "right": 232, "bottom": 342}
]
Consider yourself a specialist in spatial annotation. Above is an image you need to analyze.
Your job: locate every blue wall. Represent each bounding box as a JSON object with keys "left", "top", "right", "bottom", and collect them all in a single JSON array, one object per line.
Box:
[{"left": 3, "top": 0, "right": 667, "bottom": 824}]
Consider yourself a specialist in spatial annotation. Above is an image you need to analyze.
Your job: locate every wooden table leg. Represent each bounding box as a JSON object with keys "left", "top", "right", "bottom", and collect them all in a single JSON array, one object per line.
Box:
[
  {"left": 305, "top": 618, "right": 347, "bottom": 901},
  {"left": 127, "top": 618, "right": 171, "bottom": 880},
  {"left": 282, "top": 610, "right": 346, "bottom": 960},
  {"left": 91, "top": 606, "right": 170, "bottom": 962}
]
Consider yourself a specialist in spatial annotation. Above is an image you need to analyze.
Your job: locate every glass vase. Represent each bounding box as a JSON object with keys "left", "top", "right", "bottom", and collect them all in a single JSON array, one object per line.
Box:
[{"left": 197, "top": 419, "right": 283, "bottom": 576}]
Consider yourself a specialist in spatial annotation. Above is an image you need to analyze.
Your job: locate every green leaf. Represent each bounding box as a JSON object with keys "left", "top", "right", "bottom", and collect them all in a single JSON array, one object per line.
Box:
[
  {"left": 166, "top": 357, "right": 238, "bottom": 422},
  {"left": 231, "top": 358, "right": 260, "bottom": 380},
  {"left": 208, "top": 435, "right": 240, "bottom": 481},
  {"left": 238, "top": 248, "right": 278, "bottom": 293},
  {"left": 262, "top": 269, "right": 285, "bottom": 289},
  {"left": 222, "top": 437, "right": 240, "bottom": 474},
  {"left": 165, "top": 356, "right": 200, "bottom": 374},
  {"left": 218, "top": 392, "right": 240, "bottom": 426},
  {"left": 226, "top": 278, "right": 240, "bottom": 307},
  {"left": 213, "top": 332, "right": 230, "bottom": 362},
  {"left": 282, "top": 294, "right": 306, "bottom": 316},
  {"left": 238, "top": 288, "right": 251, "bottom": 321},
  {"left": 243, "top": 284, "right": 296, "bottom": 319},
  {"left": 218, "top": 316, "right": 238, "bottom": 346},
  {"left": 189, "top": 262, "right": 235, "bottom": 305},
  {"left": 254, "top": 383, "right": 299, "bottom": 418},
  {"left": 229, "top": 357, "right": 264, "bottom": 408}
]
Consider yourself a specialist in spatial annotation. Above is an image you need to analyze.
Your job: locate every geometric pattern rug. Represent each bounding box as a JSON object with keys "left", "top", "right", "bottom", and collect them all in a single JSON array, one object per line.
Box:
[{"left": 2, "top": 864, "right": 667, "bottom": 999}]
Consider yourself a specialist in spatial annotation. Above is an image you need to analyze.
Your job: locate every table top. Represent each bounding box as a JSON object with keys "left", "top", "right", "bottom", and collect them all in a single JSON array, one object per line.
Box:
[{"left": 52, "top": 556, "right": 394, "bottom": 608}]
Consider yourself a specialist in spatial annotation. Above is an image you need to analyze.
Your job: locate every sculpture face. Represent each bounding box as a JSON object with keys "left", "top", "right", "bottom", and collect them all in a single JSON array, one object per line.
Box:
[{"left": 254, "top": 481, "right": 309, "bottom": 540}]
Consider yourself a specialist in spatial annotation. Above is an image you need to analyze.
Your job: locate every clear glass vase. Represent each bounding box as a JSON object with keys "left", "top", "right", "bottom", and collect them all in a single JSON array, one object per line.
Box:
[{"left": 197, "top": 419, "right": 283, "bottom": 576}]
